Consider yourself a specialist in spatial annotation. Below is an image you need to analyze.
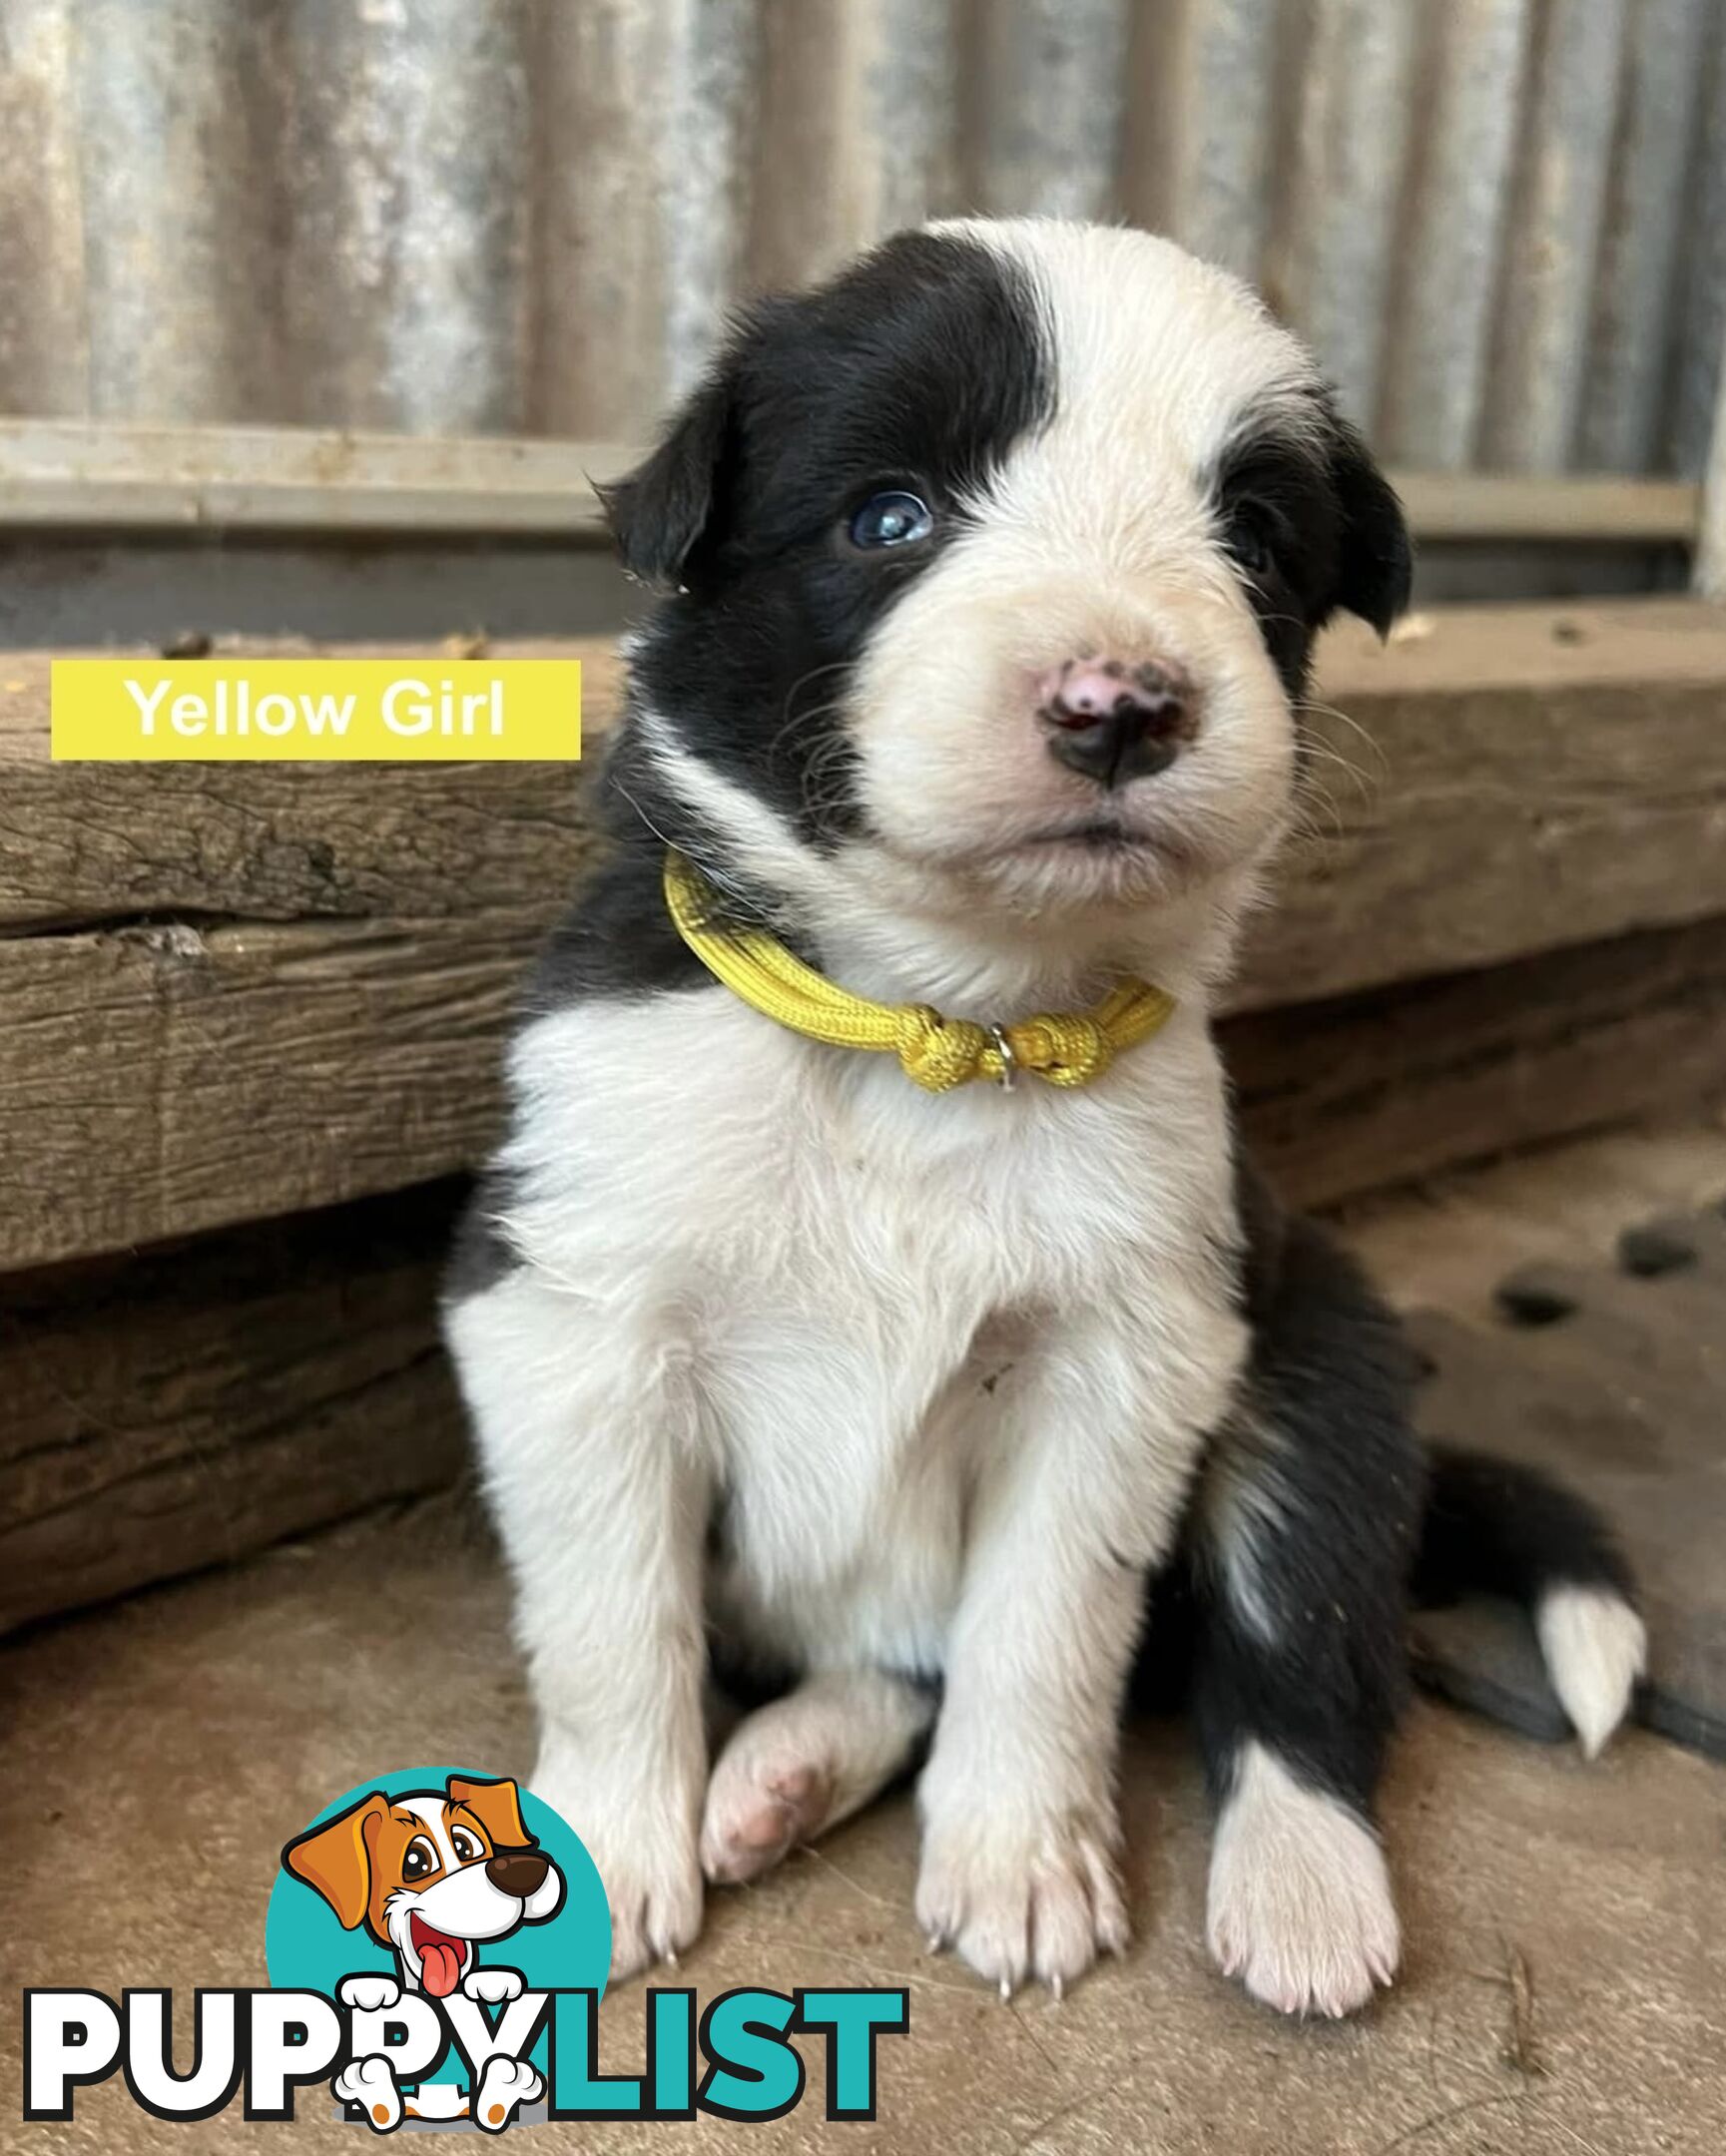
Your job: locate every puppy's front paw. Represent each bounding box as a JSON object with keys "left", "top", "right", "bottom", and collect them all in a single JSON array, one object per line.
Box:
[
  {"left": 462, "top": 1966, "right": 524, "bottom": 2005},
  {"left": 333, "top": 2053, "right": 401, "bottom": 2133},
  {"left": 534, "top": 1744, "right": 706, "bottom": 1981},
  {"left": 337, "top": 1973, "right": 401, "bottom": 2013},
  {"left": 701, "top": 1735, "right": 832, "bottom": 1886},
  {"left": 598, "top": 1842, "right": 705, "bottom": 1979},
  {"left": 472, "top": 2055, "right": 544, "bottom": 2135},
  {"left": 916, "top": 1804, "right": 1129, "bottom": 1999},
  {"left": 1207, "top": 1745, "right": 1400, "bottom": 2018}
]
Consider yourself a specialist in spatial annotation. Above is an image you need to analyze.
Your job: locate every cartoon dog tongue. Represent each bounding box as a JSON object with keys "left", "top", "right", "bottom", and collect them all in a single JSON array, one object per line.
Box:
[{"left": 418, "top": 1935, "right": 464, "bottom": 1997}]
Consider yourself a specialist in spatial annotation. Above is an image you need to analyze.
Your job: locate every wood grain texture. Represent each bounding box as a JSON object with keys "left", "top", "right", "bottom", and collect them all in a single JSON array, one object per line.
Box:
[
  {"left": 5, "top": 601, "right": 1725, "bottom": 1268},
  {"left": 0, "top": 911, "right": 543, "bottom": 1266},
  {"left": 1237, "top": 600, "right": 1726, "bottom": 1008},
  {"left": 1231, "top": 914, "right": 1726, "bottom": 1209},
  {"left": 0, "top": 1186, "right": 465, "bottom": 1632}
]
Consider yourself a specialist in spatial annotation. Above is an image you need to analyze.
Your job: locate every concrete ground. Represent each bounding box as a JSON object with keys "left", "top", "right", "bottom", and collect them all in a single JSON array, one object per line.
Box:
[{"left": 8, "top": 1122, "right": 1726, "bottom": 2154}]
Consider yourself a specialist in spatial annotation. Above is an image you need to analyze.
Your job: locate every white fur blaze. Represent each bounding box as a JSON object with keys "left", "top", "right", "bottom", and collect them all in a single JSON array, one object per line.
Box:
[
  {"left": 1207, "top": 1742, "right": 1399, "bottom": 2018},
  {"left": 1535, "top": 1585, "right": 1647, "bottom": 1759}
]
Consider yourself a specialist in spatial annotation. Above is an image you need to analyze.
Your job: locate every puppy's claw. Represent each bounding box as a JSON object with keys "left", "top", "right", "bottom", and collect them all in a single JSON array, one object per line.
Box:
[
  {"left": 998, "top": 1975, "right": 1013, "bottom": 2003},
  {"left": 1050, "top": 1973, "right": 1064, "bottom": 2003}
]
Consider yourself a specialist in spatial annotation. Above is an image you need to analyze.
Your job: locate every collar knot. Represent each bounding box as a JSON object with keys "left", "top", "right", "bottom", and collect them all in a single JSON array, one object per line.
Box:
[{"left": 663, "top": 850, "right": 1174, "bottom": 1094}]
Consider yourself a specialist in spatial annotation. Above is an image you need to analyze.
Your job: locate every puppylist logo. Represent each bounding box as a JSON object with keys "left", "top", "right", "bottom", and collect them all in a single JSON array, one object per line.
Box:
[{"left": 23, "top": 1765, "right": 907, "bottom": 2134}]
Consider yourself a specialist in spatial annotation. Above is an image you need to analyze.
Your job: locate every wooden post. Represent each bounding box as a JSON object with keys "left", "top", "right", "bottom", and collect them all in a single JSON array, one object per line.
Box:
[{"left": 1697, "top": 323, "right": 1726, "bottom": 599}]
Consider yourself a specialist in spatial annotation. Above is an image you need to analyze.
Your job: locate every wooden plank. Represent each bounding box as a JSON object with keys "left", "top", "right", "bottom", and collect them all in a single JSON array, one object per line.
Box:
[
  {"left": 0, "top": 912, "right": 537, "bottom": 1266},
  {"left": 0, "top": 1186, "right": 464, "bottom": 1633},
  {"left": 0, "top": 645, "right": 626, "bottom": 924},
  {"left": 1230, "top": 914, "right": 1726, "bottom": 1209},
  {"left": 0, "top": 419, "right": 1702, "bottom": 547},
  {"left": 0, "top": 420, "right": 636, "bottom": 537},
  {"left": 1394, "top": 471, "right": 1698, "bottom": 543},
  {"left": 1238, "top": 600, "right": 1726, "bottom": 1008},
  {"left": 5, "top": 600, "right": 1726, "bottom": 1269},
  {"left": 1697, "top": 317, "right": 1726, "bottom": 598}
]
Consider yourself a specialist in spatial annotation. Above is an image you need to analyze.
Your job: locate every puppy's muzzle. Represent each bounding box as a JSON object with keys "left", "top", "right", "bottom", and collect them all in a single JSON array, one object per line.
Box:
[
  {"left": 1037, "top": 656, "right": 1195, "bottom": 787},
  {"left": 485, "top": 1848, "right": 551, "bottom": 1897}
]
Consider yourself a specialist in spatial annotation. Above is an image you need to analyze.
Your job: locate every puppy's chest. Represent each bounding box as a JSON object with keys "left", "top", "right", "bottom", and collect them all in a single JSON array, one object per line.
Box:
[
  {"left": 713, "top": 1040, "right": 1217, "bottom": 1443},
  {"left": 515, "top": 991, "right": 1234, "bottom": 1514}
]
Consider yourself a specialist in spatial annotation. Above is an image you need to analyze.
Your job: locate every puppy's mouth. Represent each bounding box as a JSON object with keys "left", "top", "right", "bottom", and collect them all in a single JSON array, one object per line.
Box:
[
  {"left": 1018, "top": 815, "right": 1148, "bottom": 850},
  {"left": 409, "top": 1912, "right": 472, "bottom": 1998}
]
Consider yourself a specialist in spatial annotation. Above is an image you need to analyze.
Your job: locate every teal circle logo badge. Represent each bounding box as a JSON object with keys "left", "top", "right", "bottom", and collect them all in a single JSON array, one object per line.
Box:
[{"left": 267, "top": 1766, "right": 609, "bottom": 2130}]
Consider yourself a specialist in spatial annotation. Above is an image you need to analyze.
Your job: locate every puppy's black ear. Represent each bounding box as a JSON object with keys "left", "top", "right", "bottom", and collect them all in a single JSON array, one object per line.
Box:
[
  {"left": 598, "top": 370, "right": 734, "bottom": 593},
  {"left": 1329, "top": 414, "right": 1412, "bottom": 638}
]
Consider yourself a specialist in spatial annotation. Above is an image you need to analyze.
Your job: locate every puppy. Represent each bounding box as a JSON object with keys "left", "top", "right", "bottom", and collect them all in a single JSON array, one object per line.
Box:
[
  {"left": 443, "top": 220, "right": 1645, "bottom": 2014},
  {"left": 283, "top": 1773, "right": 564, "bottom": 1996}
]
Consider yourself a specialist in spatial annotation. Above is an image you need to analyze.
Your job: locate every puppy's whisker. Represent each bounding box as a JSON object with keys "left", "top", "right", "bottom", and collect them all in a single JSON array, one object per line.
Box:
[
  {"left": 1296, "top": 697, "right": 1390, "bottom": 781},
  {"left": 609, "top": 769, "right": 768, "bottom": 924}
]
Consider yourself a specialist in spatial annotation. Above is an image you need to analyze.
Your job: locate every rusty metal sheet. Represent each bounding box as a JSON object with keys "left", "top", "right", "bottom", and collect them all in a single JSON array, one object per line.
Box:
[{"left": 0, "top": 0, "right": 1721, "bottom": 482}]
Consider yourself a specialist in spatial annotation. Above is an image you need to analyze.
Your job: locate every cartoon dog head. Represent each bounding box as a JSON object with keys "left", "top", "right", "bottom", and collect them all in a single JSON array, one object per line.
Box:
[{"left": 282, "top": 1775, "right": 565, "bottom": 1996}]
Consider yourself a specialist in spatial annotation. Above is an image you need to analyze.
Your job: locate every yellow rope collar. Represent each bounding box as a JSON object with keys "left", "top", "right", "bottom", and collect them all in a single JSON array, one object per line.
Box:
[{"left": 663, "top": 850, "right": 1175, "bottom": 1094}]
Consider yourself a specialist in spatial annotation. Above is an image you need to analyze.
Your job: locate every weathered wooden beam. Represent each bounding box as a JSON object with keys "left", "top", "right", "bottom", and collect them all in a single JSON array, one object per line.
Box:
[
  {"left": 1394, "top": 470, "right": 1697, "bottom": 543},
  {"left": 5, "top": 601, "right": 1725, "bottom": 1270},
  {"left": 1231, "top": 914, "right": 1726, "bottom": 1210},
  {"left": 1696, "top": 318, "right": 1726, "bottom": 599},
  {"left": 0, "top": 643, "right": 625, "bottom": 927},
  {"left": 1238, "top": 599, "right": 1726, "bottom": 1009},
  {"left": 0, "top": 420, "right": 636, "bottom": 537},
  {"left": 0, "top": 1186, "right": 464, "bottom": 1634},
  {"left": 0, "top": 420, "right": 1703, "bottom": 548}
]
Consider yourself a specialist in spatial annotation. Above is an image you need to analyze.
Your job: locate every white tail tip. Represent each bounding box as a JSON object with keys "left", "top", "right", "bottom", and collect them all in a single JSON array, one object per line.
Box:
[{"left": 1535, "top": 1585, "right": 1647, "bottom": 1758}]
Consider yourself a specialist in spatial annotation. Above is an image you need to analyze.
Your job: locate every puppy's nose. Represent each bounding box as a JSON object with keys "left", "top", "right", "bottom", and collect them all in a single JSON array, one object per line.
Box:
[
  {"left": 486, "top": 1849, "right": 550, "bottom": 1897},
  {"left": 1037, "top": 657, "right": 1193, "bottom": 786}
]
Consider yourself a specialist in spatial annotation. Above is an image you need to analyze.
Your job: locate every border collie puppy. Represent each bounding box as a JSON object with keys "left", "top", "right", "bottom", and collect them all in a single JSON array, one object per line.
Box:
[{"left": 444, "top": 220, "right": 1645, "bottom": 2015}]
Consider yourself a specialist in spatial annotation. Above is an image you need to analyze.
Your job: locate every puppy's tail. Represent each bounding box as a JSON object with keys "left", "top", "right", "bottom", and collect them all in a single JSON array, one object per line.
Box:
[{"left": 1414, "top": 1443, "right": 1646, "bottom": 1758}]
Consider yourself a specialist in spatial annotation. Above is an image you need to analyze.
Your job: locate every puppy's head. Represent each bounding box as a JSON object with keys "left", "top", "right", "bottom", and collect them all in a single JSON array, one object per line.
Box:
[
  {"left": 606, "top": 219, "right": 1409, "bottom": 934},
  {"left": 282, "top": 1775, "right": 564, "bottom": 1995}
]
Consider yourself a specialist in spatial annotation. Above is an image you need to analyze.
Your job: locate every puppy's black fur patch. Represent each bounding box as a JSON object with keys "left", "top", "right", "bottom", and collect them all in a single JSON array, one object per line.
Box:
[
  {"left": 1143, "top": 1161, "right": 1638, "bottom": 1819},
  {"left": 1213, "top": 400, "right": 1413, "bottom": 700},
  {"left": 1140, "top": 1168, "right": 1424, "bottom": 1814},
  {"left": 600, "top": 231, "right": 1053, "bottom": 851},
  {"left": 444, "top": 1166, "right": 527, "bottom": 1302},
  {"left": 526, "top": 833, "right": 708, "bottom": 1008}
]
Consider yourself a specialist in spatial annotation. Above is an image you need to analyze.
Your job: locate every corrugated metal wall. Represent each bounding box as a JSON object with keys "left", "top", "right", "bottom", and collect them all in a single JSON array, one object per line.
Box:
[{"left": 0, "top": 0, "right": 1721, "bottom": 475}]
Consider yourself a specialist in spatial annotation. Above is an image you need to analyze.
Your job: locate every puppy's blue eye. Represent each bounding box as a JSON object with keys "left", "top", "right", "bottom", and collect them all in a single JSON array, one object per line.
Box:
[{"left": 849, "top": 490, "right": 933, "bottom": 550}]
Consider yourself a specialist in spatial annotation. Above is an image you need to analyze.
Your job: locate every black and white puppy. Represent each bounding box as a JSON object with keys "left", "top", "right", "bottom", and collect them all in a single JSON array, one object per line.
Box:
[{"left": 444, "top": 220, "right": 1645, "bottom": 2016}]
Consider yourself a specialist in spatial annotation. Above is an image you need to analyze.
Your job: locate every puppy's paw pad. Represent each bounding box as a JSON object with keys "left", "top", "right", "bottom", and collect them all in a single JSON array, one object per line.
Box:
[
  {"left": 1207, "top": 1747, "right": 1399, "bottom": 2019},
  {"left": 473, "top": 2055, "right": 543, "bottom": 2135},
  {"left": 916, "top": 1814, "right": 1128, "bottom": 1997},
  {"left": 701, "top": 1750, "right": 833, "bottom": 1885},
  {"left": 337, "top": 1973, "right": 401, "bottom": 2013},
  {"left": 333, "top": 2053, "right": 401, "bottom": 2132},
  {"left": 462, "top": 1966, "right": 525, "bottom": 2004}
]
